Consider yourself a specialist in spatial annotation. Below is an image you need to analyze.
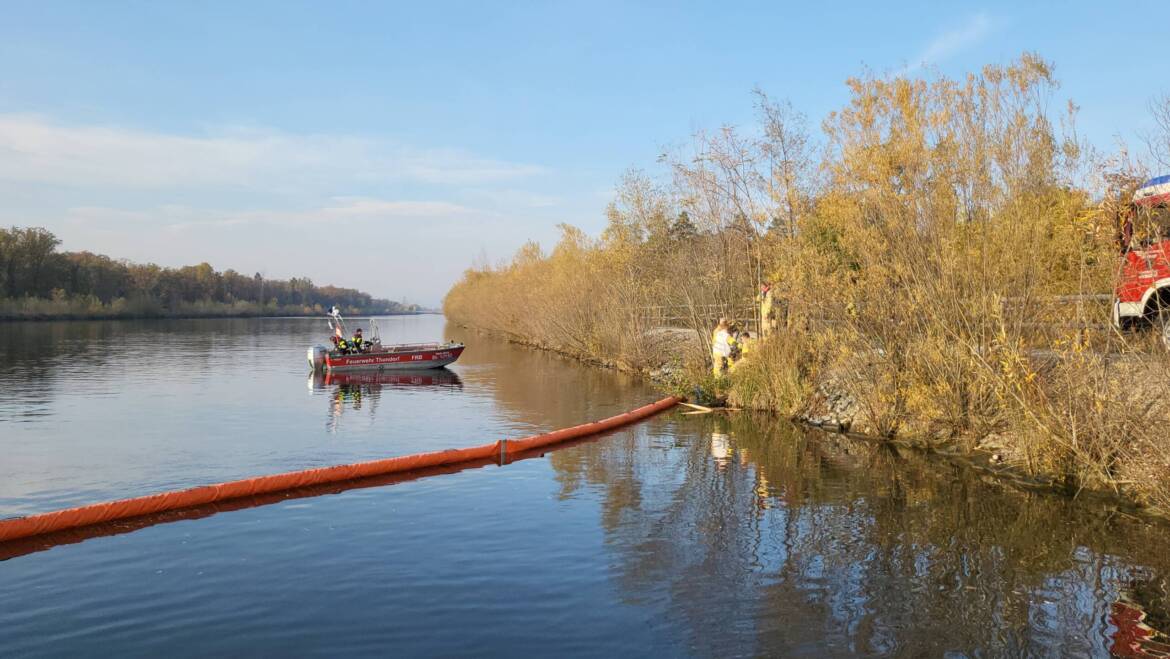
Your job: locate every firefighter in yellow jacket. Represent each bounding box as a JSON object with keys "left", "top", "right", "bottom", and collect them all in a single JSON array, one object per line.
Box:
[
  {"left": 730, "top": 330, "right": 754, "bottom": 373},
  {"left": 759, "top": 283, "right": 778, "bottom": 339}
]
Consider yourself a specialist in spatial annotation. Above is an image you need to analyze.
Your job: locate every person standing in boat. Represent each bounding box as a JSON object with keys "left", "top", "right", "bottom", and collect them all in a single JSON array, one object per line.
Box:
[{"left": 352, "top": 328, "right": 365, "bottom": 353}]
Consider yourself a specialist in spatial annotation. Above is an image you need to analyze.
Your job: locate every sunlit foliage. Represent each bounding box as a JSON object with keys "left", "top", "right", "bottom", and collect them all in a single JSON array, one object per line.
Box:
[{"left": 447, "top": 54, "right": 1170, "bottom": 507}]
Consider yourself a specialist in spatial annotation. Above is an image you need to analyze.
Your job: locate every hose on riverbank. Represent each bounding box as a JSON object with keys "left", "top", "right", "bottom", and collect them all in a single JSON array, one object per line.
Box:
[{"left": 0, "top": 396, "right": 682, "bottom": 544}]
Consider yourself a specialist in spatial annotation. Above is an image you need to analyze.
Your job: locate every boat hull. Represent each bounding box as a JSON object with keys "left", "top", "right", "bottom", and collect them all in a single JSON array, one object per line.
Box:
[{"left": 323, "top": 344, "right": 464, "bottom": 372}]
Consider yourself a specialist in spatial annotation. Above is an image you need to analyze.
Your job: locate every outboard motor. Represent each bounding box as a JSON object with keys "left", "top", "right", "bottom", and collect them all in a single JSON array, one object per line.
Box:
[{"left": 308, "top": 345, "right": 329, "bottom": 371}]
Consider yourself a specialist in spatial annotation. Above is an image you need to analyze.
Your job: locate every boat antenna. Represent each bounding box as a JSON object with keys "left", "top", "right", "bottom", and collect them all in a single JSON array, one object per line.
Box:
[{"left": 329, "top": 306, "right": 346, "bottom": 337}]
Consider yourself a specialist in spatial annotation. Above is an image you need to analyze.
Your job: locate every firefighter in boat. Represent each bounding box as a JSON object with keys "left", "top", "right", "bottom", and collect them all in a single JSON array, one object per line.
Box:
[
  {"left": 331, "top": 334, "right": 353, "bottom": 355},
  {"left": 352, "top": 328, "right": 366, "bottom": 353}
]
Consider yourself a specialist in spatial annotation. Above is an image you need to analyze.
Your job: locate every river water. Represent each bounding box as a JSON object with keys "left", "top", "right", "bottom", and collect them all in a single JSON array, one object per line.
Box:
[{"left": 1, "top": 315, "right": 1169, "bottom": 657}]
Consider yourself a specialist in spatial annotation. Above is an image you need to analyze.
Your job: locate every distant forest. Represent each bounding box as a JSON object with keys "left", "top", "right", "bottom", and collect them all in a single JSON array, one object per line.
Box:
[{"left": 0, "top": 226, "right": 416, "bottom": 320}]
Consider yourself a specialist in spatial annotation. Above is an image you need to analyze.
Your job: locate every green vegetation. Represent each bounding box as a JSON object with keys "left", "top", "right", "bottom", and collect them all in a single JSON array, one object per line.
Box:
[
  {"left": 445, "top": 54, "right": 1170, "bottom": 513},
  {"left": 0, "top": 227, "right": 414, "bottom": 320}
]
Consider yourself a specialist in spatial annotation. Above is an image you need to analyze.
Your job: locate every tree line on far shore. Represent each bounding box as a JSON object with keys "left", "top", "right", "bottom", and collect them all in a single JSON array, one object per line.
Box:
[{"left": 0, "top": 227, "right": 413, "bottom": 320}]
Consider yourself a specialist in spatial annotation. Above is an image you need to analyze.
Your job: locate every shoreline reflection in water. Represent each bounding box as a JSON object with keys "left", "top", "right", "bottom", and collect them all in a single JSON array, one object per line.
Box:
[
  {"left": 309, "top": 368, "right": 464, "bottom": 432},
  {"left": 7, "top": 316, "right": 1170, "bottom": 656}
]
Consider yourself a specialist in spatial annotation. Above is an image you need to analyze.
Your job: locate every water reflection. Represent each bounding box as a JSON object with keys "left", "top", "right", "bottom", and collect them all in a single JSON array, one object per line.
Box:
[
  {"left": 710, "top": 431, "right": 731, "bottom": 467},
  {"left": 549, "top": 413, "right": 1170, "bottom": 657},
  {"left": 443, "top": 325, "right": 654, "bottom": 432},
  {"left": 1112, "top": 598, "right": 1170, "bottom": 657},
  {"left": 7, "top": 318, "right": 1170, "bottom": 656},
  {"left": 311, "top": 369, "right": 463, "bottom": 390},
  {"left": 308, "top": 369, "right": 464, "bottom": 432},
  {"left": 0, "top": 315, "right": 657, "bottom": 516}
]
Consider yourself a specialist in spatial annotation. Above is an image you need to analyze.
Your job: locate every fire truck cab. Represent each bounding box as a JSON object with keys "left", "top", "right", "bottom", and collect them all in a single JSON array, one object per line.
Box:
[{"left": 1114, "top": 174, "right": 1170, "bottom": 346}]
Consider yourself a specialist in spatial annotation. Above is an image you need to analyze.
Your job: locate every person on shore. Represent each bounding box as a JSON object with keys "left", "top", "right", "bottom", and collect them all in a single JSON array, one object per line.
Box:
[
  {"left": 731, "top": 330, "right": 754, "bottom": 373},
  {"left": 352, "top": 328, "right": 365, "bottom": 353},
  {"left": 711, "top": 318, "right": 734, "bottom": 377},
  {"left": 759, "top": 283, "right": 778, "bottom": 339}
]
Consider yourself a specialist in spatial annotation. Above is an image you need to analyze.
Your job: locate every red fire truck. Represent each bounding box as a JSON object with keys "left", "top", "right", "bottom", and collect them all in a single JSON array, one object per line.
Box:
[{"left": 1114, "top": 174, "right": 1170, "bottom": 346}]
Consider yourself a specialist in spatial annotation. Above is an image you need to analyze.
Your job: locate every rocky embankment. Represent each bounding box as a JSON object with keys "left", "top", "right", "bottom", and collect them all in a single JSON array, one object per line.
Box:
[{"left": 799, "top": 382, "right": 859, "bottom": 433}]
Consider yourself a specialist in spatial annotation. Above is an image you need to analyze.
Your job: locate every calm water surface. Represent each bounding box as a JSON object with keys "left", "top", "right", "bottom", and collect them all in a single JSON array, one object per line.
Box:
[{"left": 2, "top": 315, "right": 1169, "bottom": 657}]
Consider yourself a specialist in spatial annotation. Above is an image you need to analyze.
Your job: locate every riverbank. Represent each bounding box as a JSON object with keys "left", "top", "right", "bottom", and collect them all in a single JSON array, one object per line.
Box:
[
  {"left": 443, "top": 54, "right": 1170, "bottom": 517},
  {"left": 446, "top": 316, "right": 1170, "bottom": 520},
  {"left": 0, "top": 226, "right": 419, "bottom": 322},
  {"left": 0, "top": 296, "right": 432, "bottom": 322}
]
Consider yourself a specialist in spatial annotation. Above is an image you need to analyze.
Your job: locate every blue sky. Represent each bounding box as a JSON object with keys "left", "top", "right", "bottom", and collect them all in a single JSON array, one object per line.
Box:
[{"left": 1, "top": 1, "right": 1167, "bottom": 304}]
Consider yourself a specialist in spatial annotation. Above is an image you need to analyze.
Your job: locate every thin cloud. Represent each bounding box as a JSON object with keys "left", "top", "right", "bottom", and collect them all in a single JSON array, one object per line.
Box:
[
  {"left": 899, "top": 13, "right": 995, "bottom": 75},
  {"left": 65, "top": 197, "right": 494, "bottom": 233},
  {"left": 0, "top": 114, "right": 544, "bottom": 189},
  {"left": 463, "top": 188, "right": 563, "bottom": 209},
  {"left": 322, "top": 197, "right": 484, "bottom": 218}
]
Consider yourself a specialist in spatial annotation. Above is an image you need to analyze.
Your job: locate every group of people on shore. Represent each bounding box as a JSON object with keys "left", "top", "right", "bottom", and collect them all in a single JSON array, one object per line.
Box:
[
  {"left": 710, "top": 283, "right": 779, "bottom": 377},
  {"left": 711, "top": 318, "right": 754, "bottom": 377}
]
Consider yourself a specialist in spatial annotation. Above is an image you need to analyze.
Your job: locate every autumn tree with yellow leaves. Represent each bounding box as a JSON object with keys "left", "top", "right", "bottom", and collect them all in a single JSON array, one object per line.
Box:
[{"left": 445, "top": 54, "right": 1170, "bottom": 510}]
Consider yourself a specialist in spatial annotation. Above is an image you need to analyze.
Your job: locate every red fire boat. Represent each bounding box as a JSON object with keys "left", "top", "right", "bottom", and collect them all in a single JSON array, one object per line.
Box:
[{"left": 307, "top": 308, "right": 464, "bottom": 373}]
